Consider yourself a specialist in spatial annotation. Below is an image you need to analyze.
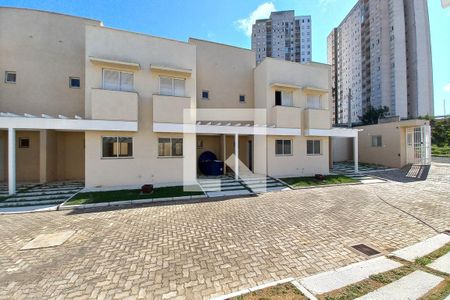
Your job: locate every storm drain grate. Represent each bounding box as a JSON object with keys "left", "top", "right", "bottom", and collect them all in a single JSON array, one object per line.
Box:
[{"left": 351, "top": 244, "right": 380, "bottom": 256}]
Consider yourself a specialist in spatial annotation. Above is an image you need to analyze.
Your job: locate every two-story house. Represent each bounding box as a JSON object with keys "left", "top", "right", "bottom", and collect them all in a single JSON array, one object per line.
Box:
[{"left": 0, "top": 7, "right": 359, "bottom": 195}]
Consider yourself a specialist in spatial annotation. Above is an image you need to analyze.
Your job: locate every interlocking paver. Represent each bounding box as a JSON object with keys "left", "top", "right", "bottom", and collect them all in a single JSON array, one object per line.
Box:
[{"left": 0, "top": 163, "right": 449, "bottom": 299}]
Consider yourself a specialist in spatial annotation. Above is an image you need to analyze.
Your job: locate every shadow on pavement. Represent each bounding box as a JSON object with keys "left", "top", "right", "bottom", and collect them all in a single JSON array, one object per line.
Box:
[{"left": 372, "top": 164, "right": 430, "bottom": 183}]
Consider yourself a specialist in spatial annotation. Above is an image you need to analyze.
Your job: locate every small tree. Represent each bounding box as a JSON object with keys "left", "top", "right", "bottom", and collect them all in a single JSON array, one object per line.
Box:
[{"left": 359, "top": 105, "right": 390, "bottom": 125}]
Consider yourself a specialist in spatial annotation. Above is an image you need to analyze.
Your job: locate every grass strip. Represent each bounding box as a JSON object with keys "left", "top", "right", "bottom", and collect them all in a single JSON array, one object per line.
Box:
[
  {"left": 281, "top": 175, "right": 358, "bottom": 188},
  {"left": 232, "top": 283, "right": 306, "bottom": 300},
  {"left": 65, "top": 186, "right": 204, "bottom": 205}
]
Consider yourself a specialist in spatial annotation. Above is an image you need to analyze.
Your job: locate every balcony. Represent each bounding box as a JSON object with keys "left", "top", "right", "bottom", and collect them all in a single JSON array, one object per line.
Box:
[
  {"left": 153, "top": 95, "right": 191, "bottom": 124},
  {"left": 91, "top": 89, "right": 138, "bottom": 121},
  {"left": 271, "top": 106, "right": 302, "bottom": 129},
  {"left": 303, "top": 109, "right": 331, "bottom": 130}
]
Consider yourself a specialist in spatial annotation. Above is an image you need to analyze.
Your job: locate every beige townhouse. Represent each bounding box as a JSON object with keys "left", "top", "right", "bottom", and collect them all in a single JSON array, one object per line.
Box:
[{"left": 0, "top": 7, "right": 361, "bottom": 196}]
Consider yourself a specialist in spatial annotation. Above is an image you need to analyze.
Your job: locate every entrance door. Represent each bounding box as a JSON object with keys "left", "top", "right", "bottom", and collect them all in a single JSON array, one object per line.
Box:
[{"left": 406, "top": 126, "right": 431, "bottom": 165}]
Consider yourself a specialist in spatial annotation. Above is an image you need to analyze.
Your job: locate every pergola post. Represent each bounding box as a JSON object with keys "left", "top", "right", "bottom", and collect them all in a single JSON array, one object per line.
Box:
[
  {"left": 353, "top": 135, "right": 359, "bottom": 173},
  {"left": 234, "top": 133, "right": 239, "bottom": 180},
  {"left": 8, "top": 127, "right": 16, "bottom": 195},
  {"left": 222, "top": 134, "right": 226, "bottom": 175}
]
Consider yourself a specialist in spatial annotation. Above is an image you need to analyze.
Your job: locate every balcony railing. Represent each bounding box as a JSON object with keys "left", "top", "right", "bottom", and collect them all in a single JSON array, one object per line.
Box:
[
  {"left": 90, "top": 88, "right": 138, "bottom": 121},
  {"left": 153, "top": 94, "right": 191, "bottom": 124}
]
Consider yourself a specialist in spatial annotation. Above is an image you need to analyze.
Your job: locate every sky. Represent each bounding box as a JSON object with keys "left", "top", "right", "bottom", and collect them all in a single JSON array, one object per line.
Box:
[{"left": 1, "top": 0, "right": 449, "bottom": 116}]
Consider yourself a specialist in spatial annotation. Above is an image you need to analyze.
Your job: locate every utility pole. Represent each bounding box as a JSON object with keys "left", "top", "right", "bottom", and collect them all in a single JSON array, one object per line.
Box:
[
  {"left": 347, "top": 88, "right": 352, "bottom": 128},
  {"left": 444, "top": 98, "right": 447, "bottom": 117}
]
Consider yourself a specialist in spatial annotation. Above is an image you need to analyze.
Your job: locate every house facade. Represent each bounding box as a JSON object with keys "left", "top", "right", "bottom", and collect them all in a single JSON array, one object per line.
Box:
[{"left": 0, "top": 7, "right": 359, "bottom": 195}]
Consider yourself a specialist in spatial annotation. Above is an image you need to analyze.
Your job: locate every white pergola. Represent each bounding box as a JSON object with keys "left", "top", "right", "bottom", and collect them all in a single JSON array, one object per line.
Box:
[
  {"left": 304, "top": 128, "right": 361, "bottom": 173},
  {"left": 1, "top": 112, "right": 138, "bottom": 195}
]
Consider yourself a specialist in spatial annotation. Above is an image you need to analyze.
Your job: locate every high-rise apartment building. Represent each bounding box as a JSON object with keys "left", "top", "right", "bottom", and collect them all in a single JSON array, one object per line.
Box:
[
  {"left": 252, "top": 11, "right": 312, "bottom": 64},
  {"left": 328, "top": 0, "right": 433, "bottom": 124}
]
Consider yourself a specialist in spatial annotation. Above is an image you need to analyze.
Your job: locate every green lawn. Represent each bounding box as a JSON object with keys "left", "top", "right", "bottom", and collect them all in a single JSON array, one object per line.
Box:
[
  {"left": 281, "top": 175, "right": 358, "bottom": 188},
  {"left": 432, "top": 145, "right": 450, "bottom": 157},
  {"left": 66, "top": 186, "right": 204, "bottom": 205}
]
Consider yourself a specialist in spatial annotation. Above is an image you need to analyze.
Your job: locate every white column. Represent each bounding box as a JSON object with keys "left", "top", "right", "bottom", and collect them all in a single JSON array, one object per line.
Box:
[
  {"left": 353, "top": 135, "right": 359, "bottom": 173},
  {"left": 222, "top": 135, "right": 226, "bottom": 175},
  {"left": 234, "top": 133, "right": 239, "bottom": 180},
  {"left": 8, "top": 128, "right": 16, "bottom": 195}
]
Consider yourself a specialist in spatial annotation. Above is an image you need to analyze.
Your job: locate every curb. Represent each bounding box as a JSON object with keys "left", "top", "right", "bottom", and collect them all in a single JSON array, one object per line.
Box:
[{"left": 59, "top": 194, "right": 208, "bottom": 210}]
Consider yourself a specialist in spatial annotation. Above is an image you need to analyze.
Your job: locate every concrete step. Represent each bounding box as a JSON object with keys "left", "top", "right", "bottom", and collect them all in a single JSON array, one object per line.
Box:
[
  {"left": 0, "top": 198, "right": 68, "bottom": 207},
  {"left": 13, "top": 189, "right": 81, "bottom": 197},
  {"left": 6, "top": 192, "right": 78, "bottom": 202},
  {"left": 300, "top": 256, "right": 402, "bottom": 295},
  {"left": 206, "top": 190, "right": 253, "bottom": 198},
  {"left": 356, "top": 270, "right": 443, "bottom": 300},
  {"left": 428, "top": 252, "right": 450, "bottom": 274},
  {"left": 392, "top": 233, "right": 450, "bottom": 261}
]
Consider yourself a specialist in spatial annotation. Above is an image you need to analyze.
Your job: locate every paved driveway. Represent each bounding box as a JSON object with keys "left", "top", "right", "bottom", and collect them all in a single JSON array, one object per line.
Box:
[{"left": 0, "top": 164, "right": 449, "bottom": 300}]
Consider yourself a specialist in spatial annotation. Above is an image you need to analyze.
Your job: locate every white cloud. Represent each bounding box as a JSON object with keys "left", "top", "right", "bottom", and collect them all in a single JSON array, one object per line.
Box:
[
  {"left": 235, "top": 2, "right": 276, "bottom": 37},
  {"left": 443, "top": 83, "right": 450, "bottom": 93},
  {"left": 319, "top": 0, "right": 337, "bottom": 8}
]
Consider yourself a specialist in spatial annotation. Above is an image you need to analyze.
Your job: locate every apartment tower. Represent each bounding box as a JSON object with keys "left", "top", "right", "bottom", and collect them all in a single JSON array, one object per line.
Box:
[
  {"left": 252, "top": 10, "right": 312, "bottom": 64},
  {"left": 328, "top": 0, "right": 433, "bottom": 124}
]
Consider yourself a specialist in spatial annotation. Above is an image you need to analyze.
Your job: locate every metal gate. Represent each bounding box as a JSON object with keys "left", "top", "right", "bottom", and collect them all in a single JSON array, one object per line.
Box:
[{"left": 406, "top": 125, "right": 431, "bottom": 165}]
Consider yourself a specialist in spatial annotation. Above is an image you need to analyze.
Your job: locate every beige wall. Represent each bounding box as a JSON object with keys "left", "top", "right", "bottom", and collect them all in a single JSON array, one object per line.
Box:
[
  {"left": 189, "top": 39, "right": 255, "bottom": 110},
  {"left": 84, "top": 26, "right": 197, "bottom": 187},
  {"left": 267, "top": 136, "right": 329, "bottom": 177},
  {"left": 356, "top": 120, "right": 429, "bottom": 168},
  {"left": 56, "top": 132, "right": 85, "bottom": 180},
  {"left": 16, "top": 131, "right": 40, "bottom": 182},
  {"left": 254, "top": 58, "right": 332, "bottom": 130},
  {"left": 0, "top": 8, "right": 100, "bottom": 117},
  {"left": 332, "top": 137, "right": 353, "bottom": 162}
]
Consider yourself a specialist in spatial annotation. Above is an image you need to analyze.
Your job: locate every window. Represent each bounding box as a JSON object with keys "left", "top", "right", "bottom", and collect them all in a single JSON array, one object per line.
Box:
[
  {"left": 102, "top": 137, "right": 133, "bottom": 158},
  {"left": 239, "top": 95, "right": 246, "bottom": 103},
  {"left": 306, "top": 95, "right": 321, "bottom": 109},
  {"left": 5, "top": 71, "right": 16, "bottom": 83},
  {"left": 69, "top": 77, "right": 80, "bottom": 89},
  {"left": 371, "top": 135, "right": 382, "bottom": 147},
  {"left": 307, "top": 140, "right": 321, "bottom": 155},
  {"left": 275, "top": 139, "right": 292, "bottom": 155},
  {"left": 18, "top": 138, "right": 30, "bottom": 148},
  {"left": 275, "top": 90, "right": 293, "bottom": 106},
  {"left": 159, "top": 76, "right": 185, "bottom": 96},
  {"left": 102, "top": 69, "right": 134, "bottom": 91},
  {"left": 158, "top": 138, "right": 183, "bottom": 157},
  {"left": 202, "top": 90, "right": 209, "bottom": 100}
]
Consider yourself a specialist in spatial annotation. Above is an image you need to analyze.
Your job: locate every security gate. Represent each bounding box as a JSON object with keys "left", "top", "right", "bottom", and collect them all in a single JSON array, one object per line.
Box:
[{"left": 406, "top": 125, "right": 431, "bottom": 165}]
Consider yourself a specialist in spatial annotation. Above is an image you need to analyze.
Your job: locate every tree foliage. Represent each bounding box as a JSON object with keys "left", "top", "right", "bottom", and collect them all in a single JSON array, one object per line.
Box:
[{"left": 358, "top": 105, "right": 390, "bottom": 125}]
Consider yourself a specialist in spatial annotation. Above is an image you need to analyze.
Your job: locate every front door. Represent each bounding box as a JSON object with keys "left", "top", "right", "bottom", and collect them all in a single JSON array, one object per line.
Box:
[{"left": 406, "top": 126, "right": 431, "bottom": 165}]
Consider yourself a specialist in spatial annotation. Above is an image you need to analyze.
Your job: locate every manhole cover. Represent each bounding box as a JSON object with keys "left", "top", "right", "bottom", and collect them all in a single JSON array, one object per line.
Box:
[{"left": 351, "top": 244, "right": 380, "bottom": 256}]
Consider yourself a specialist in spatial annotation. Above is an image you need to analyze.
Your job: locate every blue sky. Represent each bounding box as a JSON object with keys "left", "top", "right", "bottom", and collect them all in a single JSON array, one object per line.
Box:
[{"left": 1, "top": 0, "right": 449, "bottom": 116}]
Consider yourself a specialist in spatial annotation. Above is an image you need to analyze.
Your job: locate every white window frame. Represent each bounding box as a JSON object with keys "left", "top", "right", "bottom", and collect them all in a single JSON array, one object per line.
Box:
[
  {"left": 102, "top": 69, "right": 134, "bottom": 92},
  {"left": 275, "top": 139, "right": 293, "bottom": 156},
  {"left": 306, "top": 140, "right": 322, "bottom": 156},
  {"left": 101, "top": 136, "right": 134, "bottom": 159},
  {"left": 159, "top": 76, "right": 186, "bottom": 97},
  {"left": 69, "top": 77, "right": 81, "bottom": 89},
  {"left": 5, "top": 71, "right": 16, "bottom": 84},
  {"left": 306, "top": 94, "right": 322, "bottom": 109},
  {"left": 158, "top": 138, "right": 183, "bottom": 157},
  {"left": 371, "top": 135, "right": 382, "bottom": 147}
]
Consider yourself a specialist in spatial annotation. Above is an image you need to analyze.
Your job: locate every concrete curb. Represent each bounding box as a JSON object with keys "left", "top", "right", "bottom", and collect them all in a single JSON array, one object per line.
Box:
[{"left": 59, "top": 194, "right": 208, "bottom": 210}]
